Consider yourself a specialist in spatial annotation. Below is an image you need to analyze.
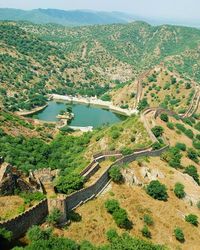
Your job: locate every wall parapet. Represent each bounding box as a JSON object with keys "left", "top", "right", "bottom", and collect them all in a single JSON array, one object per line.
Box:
[{"left": 0, "top": 199, "right": 48, "bottom": 240}]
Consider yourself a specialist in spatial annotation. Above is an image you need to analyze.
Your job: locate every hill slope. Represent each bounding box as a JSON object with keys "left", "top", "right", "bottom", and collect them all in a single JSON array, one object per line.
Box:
[{"left": 0, "top": 21, "right": 200, "bottom": 112}]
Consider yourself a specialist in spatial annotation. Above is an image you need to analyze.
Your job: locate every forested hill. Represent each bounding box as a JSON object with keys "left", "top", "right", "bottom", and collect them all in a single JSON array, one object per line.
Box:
[
  {"left": 0, "top": 21, "right": 200, "bottom": 111},
  {"left": 0, "top": 8, "right": 135, "bottom": 26}
]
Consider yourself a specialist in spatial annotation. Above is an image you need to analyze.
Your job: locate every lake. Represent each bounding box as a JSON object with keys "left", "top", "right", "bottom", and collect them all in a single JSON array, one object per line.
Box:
[{"left": 33, "top": 101, "right": 126, "bottom": 128}]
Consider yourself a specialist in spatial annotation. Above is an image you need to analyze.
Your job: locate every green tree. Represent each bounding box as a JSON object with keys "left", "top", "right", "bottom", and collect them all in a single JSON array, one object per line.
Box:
[
  {"left": 46, "top": 209, "right": 62, "bottom": 226},
  {"left": 141, "top": 225, "right": 151, "bottom": 238},
  {"left": 174, "top": 183, "right": 185, "bottom": 199},
  {"left": 160, "top": 113, "right": 169, "bottom": 122},
  {"left": 174, "top": 227, "right": 185, "bottom": 242},
  {"left": 109, "top": 166, "right": 123, "bottom": 183},
  {"left": 184, "top": 165, "right": 200, "bottom": 185},
  {"left": 143, "top": 214, "right": 154, "bottom": 226},
  {"left": 185, "top": 214, "right": 198, "bottom": 226},
  {"left": 55, "top": 174, "right": 84, "bottom": 194},
  {"left": 146, "top": 180, "right": 168, "bottom": 201},
  {"left": 105, "top": 199, "right": 120, "bottom": 214},
  {"left": 151, "top": 126, "right": 164, "bottom": 138}
]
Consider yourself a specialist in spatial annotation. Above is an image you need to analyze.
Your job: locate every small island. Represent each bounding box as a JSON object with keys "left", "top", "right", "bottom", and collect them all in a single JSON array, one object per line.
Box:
[{"left": 56, "top": 107, "right": 74, "bottom": 124}]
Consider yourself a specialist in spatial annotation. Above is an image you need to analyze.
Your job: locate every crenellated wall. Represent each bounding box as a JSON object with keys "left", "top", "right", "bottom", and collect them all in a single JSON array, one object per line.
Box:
[
  {"left": 0, "top": 199, "right": 48, "bottom": 240},
  {"left": 0, "top": 146, "right": 169, "bottom": 240}
]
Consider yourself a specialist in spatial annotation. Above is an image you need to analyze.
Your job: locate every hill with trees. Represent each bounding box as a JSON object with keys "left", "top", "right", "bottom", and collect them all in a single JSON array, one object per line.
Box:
[
  {"left": 0, "top": 21, "right": 200, "bottom": 112},
  {"left": 0, "top": 8, "right": 135, "bottom": 26}
]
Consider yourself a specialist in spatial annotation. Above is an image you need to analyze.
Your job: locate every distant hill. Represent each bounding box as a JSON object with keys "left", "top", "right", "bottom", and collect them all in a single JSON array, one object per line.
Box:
[{"left": 0, "top": 8, "right": 135, "bottom": 26}]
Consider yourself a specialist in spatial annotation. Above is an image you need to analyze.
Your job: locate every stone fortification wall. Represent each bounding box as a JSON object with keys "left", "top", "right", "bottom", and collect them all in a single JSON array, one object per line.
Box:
[{"left": 0, "top": 199, "right": 48, "bottom": 240}]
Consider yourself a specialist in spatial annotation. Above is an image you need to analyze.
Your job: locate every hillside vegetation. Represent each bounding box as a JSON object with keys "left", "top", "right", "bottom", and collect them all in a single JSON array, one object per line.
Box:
[
  {"left": 0, "top": 9, "right": 135, "bottom": 26},
  {"left": 0, "top": 21, "right": 200, "bottom": 112}
]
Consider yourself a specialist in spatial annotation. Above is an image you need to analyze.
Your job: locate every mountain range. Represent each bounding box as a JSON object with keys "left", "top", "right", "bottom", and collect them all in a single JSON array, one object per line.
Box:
[{"left": 0, "top": 8, "right": 135, "bottom": 26}]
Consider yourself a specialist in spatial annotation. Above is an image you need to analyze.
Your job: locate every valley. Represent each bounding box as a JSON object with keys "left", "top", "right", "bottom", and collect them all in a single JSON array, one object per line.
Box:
[{"left": 0, "top": 14, "right": 200, "bottom": 250}]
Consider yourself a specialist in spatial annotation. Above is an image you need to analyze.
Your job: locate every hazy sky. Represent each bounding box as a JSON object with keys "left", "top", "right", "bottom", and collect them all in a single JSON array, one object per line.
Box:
[{"left": 0, "top": 0, "right": 200, "bottom": 21}]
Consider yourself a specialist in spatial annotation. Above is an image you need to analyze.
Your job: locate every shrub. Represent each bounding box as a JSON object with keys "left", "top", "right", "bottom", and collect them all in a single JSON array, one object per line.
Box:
[
  {"left": 185, "top": 214, "right": 198, "bottom": 226},
  {"left": 160, "top": 113, "right": 169, "bottom": 122},
  {"left": 146, "top": 180, "right": 168, "bottom": 201},
  {"left": 137, "top": 98, "right": 149, "bottom": 111},
  {"left": 120, "top": 147, "right": 133, "bottom": 156},
  {"left": 105, "top": 200, "right": 131, "bottom": 229},
  {"left": 174, "top": 183, "right": 185, "bottom": 199},
  {"left": 111, "top": 130, "right": 120, "bottom": 139},
  {"left": 143, "top": 214, "right": 154, "bottom": 226},
  {"left": 46, "top": 209, "right": 62, "bottom": 226},
  {"left": 193, "top": 139, "right": 200, "bottom": 150},
  {"left": 167, "top": 122, "right": 174, "bottom": 130},
  {"left": 151, "top": 126, "right": 164, "bottom": 138},
  {"left": 184, "top": 129, "right": 194, "bottom": 139},
  {"left": 113, "top": 208, "right": 131, "bottom": 229},
  {"left": 161, "top": 147, "right": 182, "bottom": 168},
  {"left": 152, "top": 142, "right": 163, "bottom": 150},
  {"left": 175, "top": 143, "right": 186, "bottom": 151},
  {"left": 197, "top": 200, "right": 200, "bottom": 209},
  {"left": 101, "top": 94, "right": 111, "bottom": 101},
  {"left": 0, "top": 227, "right": 12, "bottom": 241},
  {"left": 27, "top": 226, "right": 52, "bottom": 242},
  {"left": 109, "top": 166, "right": 123, "bottom": 183},
  {"left": 174, "top": 227, "right": 185, "bottom": 242},
  {"left": 184, "top": 165, "right": 200, "bottom": 185},
  {"left": 106, "top": 229, "right": 118, "bottom": 241},
  {"left": 105, "top": 199, "right": 120, "bottom": 214},
  {"left": 141, "top": 225, "right": 151, "bottom": 238},
  {"left": 187, "top": 148, "right": 199, "bottom": 163}
]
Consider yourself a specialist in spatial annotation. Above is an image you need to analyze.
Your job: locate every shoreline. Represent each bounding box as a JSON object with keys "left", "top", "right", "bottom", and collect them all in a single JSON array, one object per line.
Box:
[
  {"left": 15, "top": 104, "right": 48, "bottom": 116},
  {"left": 50, "top": 94, "right": 137, "bottom": 117}
]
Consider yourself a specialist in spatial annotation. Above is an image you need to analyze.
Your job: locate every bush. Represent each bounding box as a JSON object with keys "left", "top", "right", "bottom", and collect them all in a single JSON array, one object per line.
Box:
[
  {"left": 174, "top": 183, "right": 185, "bottom": 199},
  {"left": 193, "top": 139, "right": 200, "bottom": 150},
  {"left": 151, "top": 126, "right": 164, "bottom": 138},
  {"left": 141, "top": 225, "right": 151, "bottom": 238},
  {"left": 146, "top": 180, "right": 168, "bottom": 201},
  {"left": 46, "top": 209, "right": 62, "bottom": 226},
  {"left": 184, "top": 165, "right": 200, "bottom": 185},
  {"left": 174, "top": 227, "right": 185, "bottom": 242},
  {"left": 105, "top": 199, "right": 120, "bottom": 214},
  {"left": 27, "top": 226, "right": 52, "bottom": 242},
  {"left": 113, "top": 208, "right": 131, "bottom": 229},
  {"left": 185, "top": 214, "right": 198, "bottom": 226},
  {"left": 143, "top": 214, "right": 154, "bottom": 226},
  {"left": 111, "top": 130, "right": 120, "bottom": 139},
  {"left": 0, "top": 227, "right": 12, "bottom": 241},
  {"left": 175, "top": 143, "right": 186, "bottom": 151},
  {"left": 137, "top": 98, "right": 149, "bottom": 111},
  {"left": 160, "top": 113, "right": 169, "bottom": 122},
  {"left": 152, "top": 142, "right": 163, "bottom": 150},
  {"left": 167, "top": 122, "right": 174, "bottom": 130},
  {"left": 105, "top": 199, "right": 131, "bottom": 229},
  {"left": 109, "top": 166, "right": 123, "bottom": 183},
  {"left": 106, "top": 229, "right": 118, "bottom": 241},
  {"left": 187, "top": 148, "right": 199, "bottom": 163},
  {"left": 120, "top": 147, "right": 134, "bottom": 156},
  {"left": 197, "top": 200, "right": 200, "bottom": 209},
  {"left": 101, "top": 94, "right": 111, "bottom": 101},
  {"left": 19, "top": 192, "right": 46, "bottom": 205},
  {"left": 161, "top": 147, "right": 182, "bottom": 168}
]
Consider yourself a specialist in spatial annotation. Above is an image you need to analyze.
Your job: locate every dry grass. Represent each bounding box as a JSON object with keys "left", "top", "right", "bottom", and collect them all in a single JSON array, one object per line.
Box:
[
  {"left": 58, "top": 157, "right": 200, "bottom": 250},
  {"left": 0, "top": 195, "right": 24, "bottom": 220}
]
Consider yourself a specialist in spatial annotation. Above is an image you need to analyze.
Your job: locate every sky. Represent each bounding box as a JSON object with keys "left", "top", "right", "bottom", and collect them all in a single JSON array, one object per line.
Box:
[{"left": 0, "top": 0, "right": 200, "bottom": 22}]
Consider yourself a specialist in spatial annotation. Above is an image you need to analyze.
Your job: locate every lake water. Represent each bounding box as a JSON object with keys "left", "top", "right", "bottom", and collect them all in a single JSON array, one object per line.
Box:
[{"left": 33, "top": 101, "right": 126, "bottom": 128}]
